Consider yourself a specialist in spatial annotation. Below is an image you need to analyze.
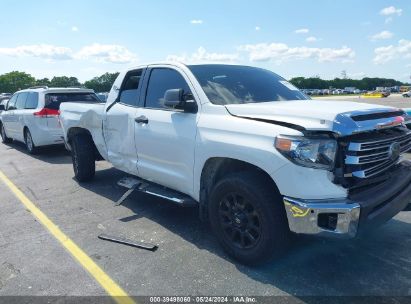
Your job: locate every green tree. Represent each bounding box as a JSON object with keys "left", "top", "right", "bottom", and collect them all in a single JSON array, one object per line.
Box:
[
  {"left": 0, "top": 71, "right": 36, "bottom": 93},
  {"left": 35, "top": 78, "right": 51, "bottom": 87},
  {"left": 50, "top": 76, "right": 81, "bottom": 87},
  {"left": 84, "top": 72, "right": 120, "bottom": 92},
  {"left": 290, "top": 76, "right": 405, "bottom": 91}
]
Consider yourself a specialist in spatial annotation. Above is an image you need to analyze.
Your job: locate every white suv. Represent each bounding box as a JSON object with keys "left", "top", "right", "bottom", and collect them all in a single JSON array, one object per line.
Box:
[{"left": 0, "top": 86, "right": 100, "bottom": 154}]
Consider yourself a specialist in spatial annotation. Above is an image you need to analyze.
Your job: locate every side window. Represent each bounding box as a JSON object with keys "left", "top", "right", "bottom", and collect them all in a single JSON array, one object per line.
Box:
[
  {"left": 25, "top": 92, "right": 39, "bottom": 109},
  {"left": 7, "top": 94, "right": 18, "bottom": 110},
  {"left": 118, "top": 69, "right": 143, "bottom": 106},
  {"left": 15, "top": 92, "right": 28, "bottom": 109},
  {"left": 145, "top": 68, "right": 191, "bottom": 109}
]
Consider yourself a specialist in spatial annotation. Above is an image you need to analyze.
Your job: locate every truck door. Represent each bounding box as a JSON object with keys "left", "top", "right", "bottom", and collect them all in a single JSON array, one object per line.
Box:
[
  {"left": 103, "top": 69, "right": 145, "bottom": 175},
  {"left": 134, "top": 67, "right": 199, "bottom": 195}
]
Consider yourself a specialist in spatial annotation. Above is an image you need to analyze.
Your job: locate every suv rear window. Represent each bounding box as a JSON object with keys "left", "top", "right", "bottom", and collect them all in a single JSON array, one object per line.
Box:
[{"left": 45, "top": 93, "right": 100, "bottom": 110}]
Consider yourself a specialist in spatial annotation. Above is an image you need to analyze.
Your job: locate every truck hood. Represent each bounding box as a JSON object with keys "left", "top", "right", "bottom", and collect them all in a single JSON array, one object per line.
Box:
[{"left": 225, "top": 100, "right": 406, "bottom": 136}]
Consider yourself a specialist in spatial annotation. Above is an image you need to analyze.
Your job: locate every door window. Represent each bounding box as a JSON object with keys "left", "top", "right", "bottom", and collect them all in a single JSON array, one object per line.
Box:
[
  {"left": 15, "top": 92, "right": 29, "bottom": 109},
  {"left": 145, "top": 68, "right": 192, "bottom": 109},
  {"left": 6, "top": 94, "right": 18, "bottom": 110},
  {"left": 118, "top": 69, "right": 143, "bottom": 106},
  {"left": 25, "top": 92, "right": 39, "bottom": 109}
]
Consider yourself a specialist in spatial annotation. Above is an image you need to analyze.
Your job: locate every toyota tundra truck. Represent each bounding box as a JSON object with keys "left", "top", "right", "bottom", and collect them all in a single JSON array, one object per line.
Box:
[{"left": 59, "top": 63, "right": 411, "bottom": 264}]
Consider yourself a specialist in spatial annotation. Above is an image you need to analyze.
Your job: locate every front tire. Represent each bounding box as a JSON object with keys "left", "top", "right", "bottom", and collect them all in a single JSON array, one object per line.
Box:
[
  {"left": 0, "top": 123, "right": 12, "bottom": 144},
  {"left": 71, "top": 134, "right": 95, "bottom": 182},
  {"left": 24, "top": 129, "right": 37, "bottom": 154},
  {"left": 209, "top": 171, "right": 290, "bottom": 265}
]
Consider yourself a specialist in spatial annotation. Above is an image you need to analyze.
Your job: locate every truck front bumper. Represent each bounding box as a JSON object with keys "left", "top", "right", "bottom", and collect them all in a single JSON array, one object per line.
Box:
[
  {"left": 283, "top": 161, "right": 411, "bottom": 238},
  {"left": 283, "top": 198, "right": 361, "bottom": 237}
]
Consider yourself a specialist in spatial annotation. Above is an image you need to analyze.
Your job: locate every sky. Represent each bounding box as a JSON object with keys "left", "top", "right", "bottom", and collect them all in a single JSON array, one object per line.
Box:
[{"left": 0, "top": 0, "right": 410, "bottom": 83}]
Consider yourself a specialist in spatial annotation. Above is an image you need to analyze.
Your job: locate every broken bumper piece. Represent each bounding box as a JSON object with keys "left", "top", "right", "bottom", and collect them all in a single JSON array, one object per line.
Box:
[{"left": 283, "top": 197, "right": 360, "bottom": 238}]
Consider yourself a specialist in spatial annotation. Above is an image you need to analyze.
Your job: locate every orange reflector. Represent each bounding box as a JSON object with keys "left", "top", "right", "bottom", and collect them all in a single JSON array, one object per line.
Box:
[{"left": 275, "top": 138, "right": 292, "bottom": 151}]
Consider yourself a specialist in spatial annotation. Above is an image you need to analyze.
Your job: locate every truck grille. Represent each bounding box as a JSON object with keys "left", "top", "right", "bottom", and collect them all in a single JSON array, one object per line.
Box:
[{"left": 344, "top": 128, "right": 411, "bottom": 179}]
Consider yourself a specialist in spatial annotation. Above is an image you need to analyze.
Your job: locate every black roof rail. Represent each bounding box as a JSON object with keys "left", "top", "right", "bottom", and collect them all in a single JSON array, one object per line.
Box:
[{"left": 28, "top": 86, "right": 49, "bottom": 89}]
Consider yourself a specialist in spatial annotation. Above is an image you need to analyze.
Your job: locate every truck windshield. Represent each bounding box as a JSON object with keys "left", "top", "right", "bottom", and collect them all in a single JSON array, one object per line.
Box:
[
  {"left": 45, "top": 92, "right": 100, "bottom": 110},
  {"left": 188, "top": 64, "right": 308, "bottom": 105}
]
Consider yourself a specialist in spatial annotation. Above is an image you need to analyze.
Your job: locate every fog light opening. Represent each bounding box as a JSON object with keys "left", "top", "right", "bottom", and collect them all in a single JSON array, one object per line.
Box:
[{"left": 318, "top": 213, "right": 338, "bottom": 231}]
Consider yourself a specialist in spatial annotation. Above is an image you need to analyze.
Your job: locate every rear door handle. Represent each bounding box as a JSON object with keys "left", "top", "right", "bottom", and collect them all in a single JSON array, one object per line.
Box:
[{"left": 135, "top": 115, "right": 148, "bottom": 124}]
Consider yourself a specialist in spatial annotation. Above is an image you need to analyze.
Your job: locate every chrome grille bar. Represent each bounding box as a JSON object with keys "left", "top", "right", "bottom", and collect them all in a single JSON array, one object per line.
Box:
[
  {"left": 348, "top": 134, "right": 411, "bottom": 151},
  {"left": 345, "top": 130, "right": 411, "bottom": 178}
]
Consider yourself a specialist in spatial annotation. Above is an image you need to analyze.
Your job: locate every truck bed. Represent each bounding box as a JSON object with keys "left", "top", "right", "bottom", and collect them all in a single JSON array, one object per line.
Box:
[{"left": 59, "top": 102, "right": 108, "bottom": 160}]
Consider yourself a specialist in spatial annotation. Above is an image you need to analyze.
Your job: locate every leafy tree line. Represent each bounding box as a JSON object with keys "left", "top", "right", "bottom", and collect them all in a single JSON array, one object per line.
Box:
[
  {"left": 0, "top": 71, "right": 119, "bottom": 93},
  {"left": 289, "top": 76, "right": 409, "bottom": 90},
  {"left": 0, "top": 71, "right": 409, "bottom": 94}
]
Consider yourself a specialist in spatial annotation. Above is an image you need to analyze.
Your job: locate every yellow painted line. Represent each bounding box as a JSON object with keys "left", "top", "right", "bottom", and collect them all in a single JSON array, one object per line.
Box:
[{"left": 0, "top": 170, "right": 135, "bottom": 304}]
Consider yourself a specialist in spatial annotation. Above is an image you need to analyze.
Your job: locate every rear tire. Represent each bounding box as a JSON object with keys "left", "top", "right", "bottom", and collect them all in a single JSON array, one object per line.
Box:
[
  {"left": 71, "top": 134, "right": 95, "bottom": 182},
  {"left": 0, "top": 123, "right": 12, "bottom": 144},
  {"left": 209, "top": 171, "right": 290, "bottom": 265},
  {"left": 24, "top": 129, "right": 37, "bottom": 154}
]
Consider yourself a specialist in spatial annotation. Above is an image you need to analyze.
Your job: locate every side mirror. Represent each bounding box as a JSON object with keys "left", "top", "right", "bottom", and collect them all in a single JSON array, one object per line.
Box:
[
  {"left": 164, "top": 89, "right": 198, "bottom": 113},
  {"left": 0, "top": 104, "right": 5, "bottom": 111},
  {"left": 164, "top": 89, "right": 184, "bottom": 108}
]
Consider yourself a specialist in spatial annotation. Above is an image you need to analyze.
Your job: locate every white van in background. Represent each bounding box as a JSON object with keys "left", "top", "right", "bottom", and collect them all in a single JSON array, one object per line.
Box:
[{"left": 0, "top": 86, "right": 100, "bottom": 154}]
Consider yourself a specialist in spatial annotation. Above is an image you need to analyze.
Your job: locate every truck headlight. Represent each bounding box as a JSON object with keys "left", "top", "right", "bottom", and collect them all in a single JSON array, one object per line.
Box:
[{"left": 275, "top": 136, "right": 337, "bottom": 170}]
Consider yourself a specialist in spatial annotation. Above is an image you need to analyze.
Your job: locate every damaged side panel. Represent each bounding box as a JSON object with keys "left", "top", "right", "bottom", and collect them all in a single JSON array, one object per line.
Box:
[
  {"left": 102, "top": 104, "right": 139, "bottom": 175},
  {"left": 61, "top": 103, "right": 108, "bottom": 160}
]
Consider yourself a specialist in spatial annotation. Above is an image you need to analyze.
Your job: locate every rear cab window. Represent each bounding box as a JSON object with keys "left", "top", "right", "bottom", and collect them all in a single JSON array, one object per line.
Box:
[
  {"left": 118, "top": 69, "right": 144, "bottom": 106},
  {"left": 45, "top": 92, "right": 100, "bottom": 110}
]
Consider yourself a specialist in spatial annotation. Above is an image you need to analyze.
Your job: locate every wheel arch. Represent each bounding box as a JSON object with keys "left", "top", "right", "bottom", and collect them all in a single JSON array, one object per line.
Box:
[
  {"left": 23, "top": 126, "right": 33, "bottom": 143},
  {"left": 198, "top": 157, "right": 281, "bottom": 221},
  {"left": 67, "top": 127, "right": 92, "bottom": 143},
  {"left": 67, "top": 127, "right": 103, "bottom": 160}
]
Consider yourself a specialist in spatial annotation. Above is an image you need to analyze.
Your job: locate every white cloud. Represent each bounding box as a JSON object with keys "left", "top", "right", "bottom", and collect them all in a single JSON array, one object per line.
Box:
[
  {"left": 370, "top": 30, "right": 393, "bottom": 41},
  {"left": 306, "top": 36, "right": 318, "bottom": 43},
  {"left": 239, "top": 42, "right": 355, "bottom": 63},
  {"left": 385, "top": 17, "right": 393, "bottom": 24},
  {"left": 0, "top": 43, "right": 138, "bottom": 64},
  {"left": 190, "top": 20, "right": 203, "bottom": 24},
  {"left": 71, "top": 26, "right": 79, "bottom": 32},
  {"left": 374, "top": 45, "right": 396, "bottom": 64},
  {"left": 0, "top": 44, "right": 73, "bottom": 60},
  {"left": 255, "top": 26, "right": 261, "bottom": 31},
  {"left": 75, "top": 43, "right": 137, "bottom": 64},
  {"left": 167, "top": 47, "right": 239, "bottom": 63},
  {"left": 295, "top": 28, "right": 309, "bottom": 34},
  {"left": 380, "top": 6, "right": 402, "bottom": 16},
  {"left": 406, "top": 63, "right": 411, "bottom": 68},
  {"left": 373, "top": 39, "right": 411, "bottom": 64}
]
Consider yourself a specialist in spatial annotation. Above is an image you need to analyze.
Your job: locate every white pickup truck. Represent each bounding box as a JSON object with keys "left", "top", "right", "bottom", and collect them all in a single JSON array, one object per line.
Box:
[{"left": 60, "top": 62, "right": 411, "bottom": 264}]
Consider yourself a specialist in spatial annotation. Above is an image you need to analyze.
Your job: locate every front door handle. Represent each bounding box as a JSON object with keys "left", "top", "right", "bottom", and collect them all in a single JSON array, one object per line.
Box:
[{"left": 135, "top": 115, "right": 148, "bottom": 124}]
